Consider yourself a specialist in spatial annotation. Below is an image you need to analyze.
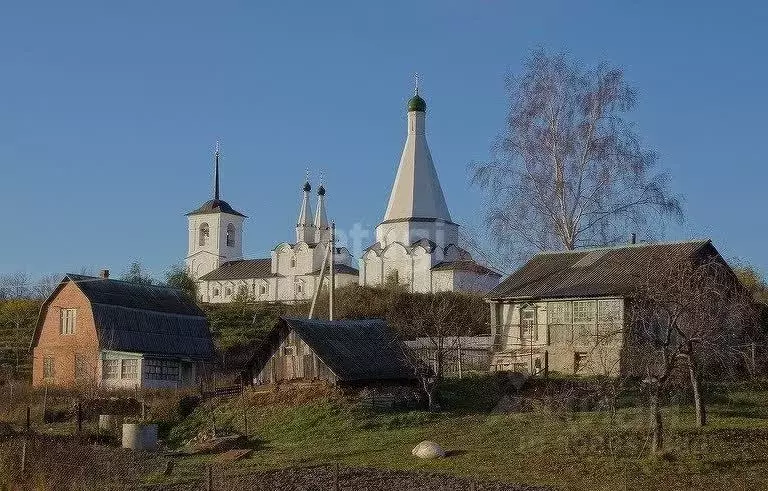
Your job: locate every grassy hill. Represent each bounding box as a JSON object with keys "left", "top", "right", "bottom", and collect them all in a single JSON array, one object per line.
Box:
[{"left": 151, "top": 377, "right": 768, "bottom": 490}]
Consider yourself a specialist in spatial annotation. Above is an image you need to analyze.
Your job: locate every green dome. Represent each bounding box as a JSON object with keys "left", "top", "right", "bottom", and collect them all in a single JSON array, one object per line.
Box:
[{"left": 407, "top": 94, "right": 426, "bottom": 112}]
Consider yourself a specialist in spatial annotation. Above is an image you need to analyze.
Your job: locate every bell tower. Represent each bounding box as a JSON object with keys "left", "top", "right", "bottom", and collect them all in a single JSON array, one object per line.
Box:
[{"left": 185, "top": 142, "right": 247, "bottom": 280}]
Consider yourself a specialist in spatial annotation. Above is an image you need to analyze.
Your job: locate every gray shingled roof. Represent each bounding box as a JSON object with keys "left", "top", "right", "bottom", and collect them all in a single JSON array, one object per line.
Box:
[
  {"left": 310, "top": 263, "right": 360, "bottom": 276},
  {"left": 199, "top": 258, "right": 276, "bottom": 281},
  {"left": 186, "top": 199, "right": 246, "bottom": 217},
  {"left": 486, "top": 240, "right": 714, "bottom": 300},
  {"left": 33, "top": 275, "right": 215, "bottom": 360},
  {"left": 431, "top": 260, "right": 502, "bottom": 276},
  {"left": 254, "top": 317, "right": 415, "bottom": 383}
]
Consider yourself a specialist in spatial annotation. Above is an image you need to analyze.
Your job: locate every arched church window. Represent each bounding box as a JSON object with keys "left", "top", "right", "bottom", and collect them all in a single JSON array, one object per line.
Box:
[
  {"left": 260, "top": 284, "right": 268, "bottom": 295},
  {"left": 290, "top": 257, "right": 296, "bottom": 268},
  {"left": 226, "top": 224, "right": 236, "bottom": 247},
  {"left": 199, "top": 223, "right": 210, "bottom": 246},
  {"left": 225, "top": 287, "right": 232, "bottom": 296},
  {"left": 213, "top": 288, "right": 220, "bottom": 297}
]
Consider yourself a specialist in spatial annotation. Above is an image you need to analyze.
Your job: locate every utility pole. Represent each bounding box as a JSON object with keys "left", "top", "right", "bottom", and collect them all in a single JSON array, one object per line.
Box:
[{"left": 329, "top": 222, "right": 336, "bottom": 321}]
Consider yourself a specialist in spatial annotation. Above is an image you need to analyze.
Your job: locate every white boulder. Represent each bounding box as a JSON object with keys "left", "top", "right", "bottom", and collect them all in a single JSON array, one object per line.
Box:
[{"left": 412, "top": 440, "right": 446, "bottom": 459}]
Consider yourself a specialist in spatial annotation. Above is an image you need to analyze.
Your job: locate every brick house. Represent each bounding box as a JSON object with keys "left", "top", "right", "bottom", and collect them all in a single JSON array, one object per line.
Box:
[{"left": 31, "top": 272, "right": 215, "bottom": 389}]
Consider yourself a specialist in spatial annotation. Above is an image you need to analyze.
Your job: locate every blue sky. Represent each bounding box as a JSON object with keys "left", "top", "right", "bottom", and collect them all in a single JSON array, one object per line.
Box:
[{"left": 1, "top": 1, "right": 766, "bottom": 281}]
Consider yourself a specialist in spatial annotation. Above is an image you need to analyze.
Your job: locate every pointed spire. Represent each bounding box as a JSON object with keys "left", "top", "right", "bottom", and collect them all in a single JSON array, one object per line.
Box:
[
  {"left": 214, "top": 140, "right": 221, "bottom": 200},
  {"left": 314, "top": 172, "right": 329, "bottom": 242},
  {"left": 414, "top": 72, "right": 419, "bottom": 96},
  {"left": 296, "top": 171, "right": 314, "bottom": 243}
]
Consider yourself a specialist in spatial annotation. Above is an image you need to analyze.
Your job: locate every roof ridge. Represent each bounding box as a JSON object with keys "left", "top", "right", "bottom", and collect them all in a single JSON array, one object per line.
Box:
[
  {"left": 65, "top": 274, "right": 187, "bottom": 293},
  {"left": 532, "top": 239, "right": 711, "bottom": 256}
]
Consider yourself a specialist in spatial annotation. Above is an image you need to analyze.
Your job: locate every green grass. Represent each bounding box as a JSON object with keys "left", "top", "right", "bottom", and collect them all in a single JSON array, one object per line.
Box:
[{"left": 148, "top": 379, "right": 768, "bottom": 490}]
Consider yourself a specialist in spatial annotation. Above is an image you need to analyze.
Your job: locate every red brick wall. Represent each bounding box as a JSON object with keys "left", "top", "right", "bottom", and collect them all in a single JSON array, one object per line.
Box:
[{"left": 32, "top": 281, "right": 100, "bottom": 388}]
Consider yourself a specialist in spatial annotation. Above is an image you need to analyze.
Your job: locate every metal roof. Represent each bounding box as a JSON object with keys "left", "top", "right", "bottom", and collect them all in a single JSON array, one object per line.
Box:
[
  {"left": 310, "top": 264, "right": 360, "bottom": 276},
  {"left": 253, "top": 317, "right": 415, "bottom": 383},
  {"left": 33, "top": 275, "right": 215, "bottom": 360},
  {"left": 199, "top": 258, "right": 276, "bottom": 281},
  {"left": 186, "top": 199, "right": 246, "bottom": 218},
  {"left": 431, "top": 260, "right": 502, "bottom": 276},
  {"left": 486, "top": 240, "right": 714, "bottom": 300}
]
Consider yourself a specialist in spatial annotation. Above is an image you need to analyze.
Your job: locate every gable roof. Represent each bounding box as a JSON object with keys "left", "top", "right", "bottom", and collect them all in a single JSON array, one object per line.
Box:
[
  {"left": 431, "top": 260, "right": 502, "bottom": 277},
  {"left": 199, "top": 258, "right": 276, "bottom": 281},
  {"left": 486, "top": 240, "right": 715, "bottom": 301},
  {"left": 253, "top": 317, "right": 415, "bottom": 383},
  {"left": 32, "top": 275, "right": 215, "bottom": 360}
]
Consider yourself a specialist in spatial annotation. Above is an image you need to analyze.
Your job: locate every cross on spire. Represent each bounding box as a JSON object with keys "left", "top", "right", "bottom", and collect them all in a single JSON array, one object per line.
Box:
[
  {"left": 214, "top": 140, "right": 221, "bottom": 200},
  {"left": 414, "top": 72, "right": 420, "bottom": 96}
]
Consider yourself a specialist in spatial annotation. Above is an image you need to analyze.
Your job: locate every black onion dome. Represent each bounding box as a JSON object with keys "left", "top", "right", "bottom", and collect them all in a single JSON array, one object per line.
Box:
[
  {"left": 303, "top": 181, "right": 312, "bottom": 192},
  {"left": 186, "top": 199, "right": 247, "bottom": 217},
  {"left": 318, "top": 185, "right": 326, "bottom": 196}
]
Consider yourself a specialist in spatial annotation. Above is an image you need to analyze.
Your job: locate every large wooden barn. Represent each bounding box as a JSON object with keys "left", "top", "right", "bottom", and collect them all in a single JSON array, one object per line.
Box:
[{"left": 249, "top": 317, "right": 415, "bottom": 386}]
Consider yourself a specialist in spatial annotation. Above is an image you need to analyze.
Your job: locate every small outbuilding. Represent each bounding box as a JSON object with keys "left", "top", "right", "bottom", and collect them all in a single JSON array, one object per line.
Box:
[
  {"left": 249, "top": 317, "right": 416, "bottom": 386},
  {"left": 31, "top": 272, "right": 215, "bottom": 389}
]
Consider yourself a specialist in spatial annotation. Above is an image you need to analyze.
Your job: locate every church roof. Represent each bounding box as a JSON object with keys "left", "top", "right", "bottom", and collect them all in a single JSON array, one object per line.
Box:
[
  {"left": 199, "top": 258, "right": 276, "bottom": 281},
  {"left": 310, "top": 263, "right": 360, "bottom": 276},
  {"left": 382, "top": 90, "right": 453, "bottom": 224},
  {"left": 431, "top": 260, "right": 502, "bottom": 277},
  {"left": 187, "top": 199, "right": 246, "bottom": 218}
]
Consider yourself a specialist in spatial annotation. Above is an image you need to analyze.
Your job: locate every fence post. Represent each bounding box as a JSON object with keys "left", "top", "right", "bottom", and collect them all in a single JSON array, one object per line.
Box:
[
  {"left": 20, "top": 440, "right": 27, "bottom": 475},
  {"left": 77, "top": 400, "right": 82, "bottom": 434},
  {"left": 334, "top": 462, "right": 340, "bottom": 491}
]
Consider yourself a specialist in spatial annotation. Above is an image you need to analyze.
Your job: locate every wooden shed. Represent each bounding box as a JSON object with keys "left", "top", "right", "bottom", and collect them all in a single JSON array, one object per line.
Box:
[{"left": 249, "top": 317, "right": 415, "bottom": 386}]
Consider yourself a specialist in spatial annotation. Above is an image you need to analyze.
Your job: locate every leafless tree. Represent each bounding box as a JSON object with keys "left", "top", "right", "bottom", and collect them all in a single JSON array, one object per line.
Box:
[
  {"left": 471, "top": 49, "right": 682, "bottom": 263},
  {"left": 391, "top": 292, "right": 483, "bottom": 410},
  {"left": 31, "top": 273, "right": 62, "bottom": 300},
  {"left": 0, "top": 272, "right": 30, "bottom": 299},
  {"left": 628, "top": 253, "right": 756, "bottom": 452}
]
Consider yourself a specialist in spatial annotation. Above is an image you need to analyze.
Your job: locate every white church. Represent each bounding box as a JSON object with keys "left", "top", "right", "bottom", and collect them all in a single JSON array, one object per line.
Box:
[{"left": 185, "top": 84, "right": 500, "bottom": 303}]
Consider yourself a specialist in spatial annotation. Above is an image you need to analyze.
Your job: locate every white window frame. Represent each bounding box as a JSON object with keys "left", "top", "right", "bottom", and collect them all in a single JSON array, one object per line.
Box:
[
  {"left": 60, "top": 308, "right": 77, "bottom": 335},
  {"left": 547, "top": 301, "right": 571, "bottom": 324},
  {"left": 598, "top": 299, "right": 623, "bottom": 323},
  {"left": 572, "top": 300, "right": 596, "bottom": 323},
  {"left": 102, "top": 359, "right": 119, "bottom": 380},
  {"left": 121, "top": 359, "right": 139, "bottom": 380}
]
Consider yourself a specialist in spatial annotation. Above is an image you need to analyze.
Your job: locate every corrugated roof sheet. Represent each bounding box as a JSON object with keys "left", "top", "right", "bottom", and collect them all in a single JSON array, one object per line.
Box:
[
  {"left": 199, "top": 258, "right": 276, "bottom": 281},
  {"left": 486, "top": 240, "right": 714, "bottom": 300},
  {"left": 277, "top": 317, "right": 415, "bottom": 382},
  {"left": 52, "top": 275, "right": 215, "bottom": 360}
]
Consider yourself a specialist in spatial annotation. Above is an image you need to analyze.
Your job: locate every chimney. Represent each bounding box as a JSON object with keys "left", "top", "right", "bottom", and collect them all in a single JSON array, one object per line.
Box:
[
  {"left": 100, "top": 269, "right": 110, "bottom": 279},
  {"left": 630, "top": 233, "right": 637, "bottom": 245}
]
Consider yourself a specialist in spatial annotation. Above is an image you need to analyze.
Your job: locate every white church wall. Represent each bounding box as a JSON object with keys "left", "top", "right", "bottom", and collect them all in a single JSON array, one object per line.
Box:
[
  {"left": 382, "top": 242, "right": 412, "bottom": 286},
  {"left": 411, "top": 248, "right": 433, "bottom": 293}
]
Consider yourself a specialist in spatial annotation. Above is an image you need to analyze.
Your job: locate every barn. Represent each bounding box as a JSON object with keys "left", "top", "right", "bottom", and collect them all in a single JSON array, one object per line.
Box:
[{"left": 249, "top": 317, "right": 416, "bottom": 386}]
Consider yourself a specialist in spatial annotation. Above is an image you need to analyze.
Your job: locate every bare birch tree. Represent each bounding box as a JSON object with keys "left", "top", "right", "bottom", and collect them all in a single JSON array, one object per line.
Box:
[
  {"left": 471, "top": 49, "right": 682, "bottom": 262},
  {"left": 628, "top": 253, "right": 756, "bottom": 452}
]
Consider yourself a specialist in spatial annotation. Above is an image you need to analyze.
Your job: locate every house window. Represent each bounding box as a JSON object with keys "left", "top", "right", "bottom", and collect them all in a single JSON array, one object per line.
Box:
[
  {"left": 60, "top": 308, "right": 77, "bottom": 335},
  {"left": 121, "top": 359, "right": 138, "bottom": 380},
  {"left": 547, "top": 302, "right": 571, "bottom": 324},
  {"left": 520, "top": 309, "right": 537, "bottom": 343},
  {"left": 74, "top": 354, "right": 88, "bottom": 379},
  {"left": 199, "top": 223, "right": 210, "bottom": 246},
  {"left": 226, "top": 224, "right": 236, "bottom": 247},
  {"left": 598, "top": 299, "right": 623, "bottom": 323},
  {"left": 102, "top": 359, "right": 119, "bottom": 379},
  {"left": 574, "top": 352, "right": 589, "bottom": 374},
  {"left": 43, "top": 356, "right": 54, "bottom": 379},
  {"left": 572, "top": 301, "right": 595, "bottom": 323},
  {"left": 144, "top": 359, "right": 179, "bottom": 381}
]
